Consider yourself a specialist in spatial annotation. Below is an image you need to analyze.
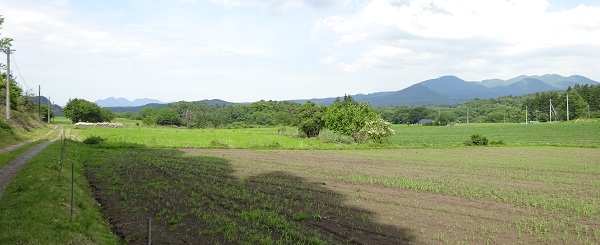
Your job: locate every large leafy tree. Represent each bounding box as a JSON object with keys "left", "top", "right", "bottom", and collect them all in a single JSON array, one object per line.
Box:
[
  {"left": 323, "top": 96, "right": 381, "bottom": 142},
  {"left": 63, "top": 98, "right": 112, "bottom": 123},
  {"left": 0, "top": 74, "right": 21, "bottom": 110},
  {"left": 562, "top": 89, "right": 588, "bottom": 120},
  {"left": 295, "top": 101, "right": 325, "bottom": 138},
  {"left": 154, "top": 108, "right": 181, "bottom": 126}
]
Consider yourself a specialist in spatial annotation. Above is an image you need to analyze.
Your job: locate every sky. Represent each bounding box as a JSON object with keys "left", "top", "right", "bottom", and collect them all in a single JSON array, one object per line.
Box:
[{"left": 1, "top": 0, "right": 600, "bottom": 106}]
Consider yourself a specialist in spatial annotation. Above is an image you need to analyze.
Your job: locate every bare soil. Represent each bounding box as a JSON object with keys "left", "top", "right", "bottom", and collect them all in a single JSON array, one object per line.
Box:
[{"left": 182, "top": 149, "right": 544, "bottom": 244}]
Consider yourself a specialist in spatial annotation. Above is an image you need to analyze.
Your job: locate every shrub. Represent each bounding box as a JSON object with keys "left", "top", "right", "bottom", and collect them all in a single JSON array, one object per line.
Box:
[
  {"left": 83, "top": 135, "right": 105, "bottom": 145},
  {"left": 356, "top": 118, "right": 395, "bottom": 144},
  {"left": 0, "top": 117, "right": 12, "bottom": 130},
  {"left": 464, "top": 134, "right": 488, "bottom": 146}
]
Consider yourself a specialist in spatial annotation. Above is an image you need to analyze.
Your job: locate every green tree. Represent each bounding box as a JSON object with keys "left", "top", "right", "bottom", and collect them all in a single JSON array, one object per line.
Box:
[
  {"left": 435, "top": 111, "right": 454, "bottom": 126},
  {"left": 356, "top": 118, "right": 395, "bottom": 144},
  {"left": 0, "top": 15, "right": 13, "bottom": 50},
  {"left": 154, "top": 108, "right": 181, "bottom": 126},
  {"left": 295, "top": 101, "right": 325, "bottom": 138},
  {"left": 0, "top": 74, "right": 22, "bottom": 110},
  {"left": 323, "top": 97, "right": 380, "bottom": 142},
  {"left": 136, "top": 106, "right": 157, "bottom": 120},
  {"left": 142, "top": 116, "right": 154, "bottom": 126},
  {"left": 100, "top": 108, "right": 115, "bottom": 122},
  {"left": 40, "top": 104, "right": 54, "bottom": 122},
  {"left": 562, "top": 89, "right": 588, "bottom": 120},
  {"left": 62, "top": 98, "right": 104, "bottom": 123}
]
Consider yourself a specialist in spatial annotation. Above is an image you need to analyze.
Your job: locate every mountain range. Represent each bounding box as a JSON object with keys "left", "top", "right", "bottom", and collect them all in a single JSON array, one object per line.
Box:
[
  {"left": 95, "top": 97, "right": 165, "bottom": 107},
  {"left": 100, "top": 74, "right": 598, "bottom": 110},
  {"left": 103, "top": 99, "right": 233, "bottom": 113},
  {"left": 291, "top": 74, "right": 598, "bottom": 106}
]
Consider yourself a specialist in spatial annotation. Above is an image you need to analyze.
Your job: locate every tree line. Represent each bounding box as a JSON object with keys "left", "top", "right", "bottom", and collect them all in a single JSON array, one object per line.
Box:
[{"left": 104, "top": 84, "right": 599, "bottom": 131}]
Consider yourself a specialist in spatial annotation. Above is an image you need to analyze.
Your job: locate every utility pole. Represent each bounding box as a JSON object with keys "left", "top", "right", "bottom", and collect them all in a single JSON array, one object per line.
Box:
[
  {"left": 525, "top": 106, "right": 528, "bottom": 124},
  {"left": 549, "top": 98, "right": 552, "bottom": 122},
  {"left": 38, "top": 85, "right": 41, "bottom": 122},
  {"left": 466, "top": 107, "right": 469, "bottom": 124},
  {"left": 4, "top": 48, "right": 14, "bottom": 121},
  {"left": 47, "top": 96, "right": 51, "bottom": 123},
  {"left": 566, "top": 92, "right": 569, "bottom": 121}
]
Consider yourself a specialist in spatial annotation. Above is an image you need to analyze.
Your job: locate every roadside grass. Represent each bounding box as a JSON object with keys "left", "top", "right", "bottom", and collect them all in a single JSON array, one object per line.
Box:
[
  {"left": 0, "top": 140, "right": 46, "bottom": 168},
  {"left": 0, "top": 125, "right": 54, "bottom": 149},
  {"left": 0, "top": 141, "right": 120, "bottom": 245}
]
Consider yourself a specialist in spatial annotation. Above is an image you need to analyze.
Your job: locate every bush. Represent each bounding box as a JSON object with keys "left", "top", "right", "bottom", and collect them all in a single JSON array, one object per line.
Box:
[
  {"left": 464, "top": 134, "right": 488, "bottom": 146},
  {"left": 83, "top": 135, "right": 105, "bottom": 145},
  {"left": 356, "top": 118, "right": 395, "bottom": 144},
  {"left": 0, "top": 117, "right": 12, "bottom": 130}
]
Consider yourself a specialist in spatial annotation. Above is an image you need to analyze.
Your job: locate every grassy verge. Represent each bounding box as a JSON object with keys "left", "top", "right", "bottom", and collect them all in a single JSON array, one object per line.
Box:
[
  {"left": 0, "top": 140, "right": 46, "bottom": 168},
  {"left": 0, "top": 141, "right": 119, "bottom": 244},
  {"left": 0, "top": 125, "right": 53, "bottom": 149}
]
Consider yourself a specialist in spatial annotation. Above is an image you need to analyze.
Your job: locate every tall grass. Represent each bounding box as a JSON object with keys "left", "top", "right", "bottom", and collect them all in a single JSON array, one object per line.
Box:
[{"left": 0, "top": 141, "right": 119, "bottom": 244}]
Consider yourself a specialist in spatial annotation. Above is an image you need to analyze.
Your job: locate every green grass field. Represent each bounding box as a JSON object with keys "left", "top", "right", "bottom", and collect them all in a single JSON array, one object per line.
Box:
[
  {"left": 72, "top": 120, "right": 600, "bottom": 149},
  {"left": 0, "top": 141, "right": 119, "bottom": 244}
]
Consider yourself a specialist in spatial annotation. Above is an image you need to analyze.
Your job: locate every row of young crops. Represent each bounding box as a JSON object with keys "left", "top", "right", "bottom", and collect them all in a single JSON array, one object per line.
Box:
[{"left": 84, "top": 147, "right": 411, "bottom": 244}]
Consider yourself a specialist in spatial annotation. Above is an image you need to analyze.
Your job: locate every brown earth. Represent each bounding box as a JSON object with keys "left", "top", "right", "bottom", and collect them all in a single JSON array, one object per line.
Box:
[{"left": 181, "top": 149, "right": 547, "bottom": 244}]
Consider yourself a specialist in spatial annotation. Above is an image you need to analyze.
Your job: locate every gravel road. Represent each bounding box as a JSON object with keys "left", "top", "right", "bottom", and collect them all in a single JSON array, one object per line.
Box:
[{"left": 0, "top": 128, "right": 63, "bottom": 198}]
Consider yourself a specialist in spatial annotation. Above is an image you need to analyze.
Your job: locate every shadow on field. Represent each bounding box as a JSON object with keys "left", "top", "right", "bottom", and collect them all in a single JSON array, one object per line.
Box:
[{"left": 84, "top": 145, "right": 413, "bottom": 244}]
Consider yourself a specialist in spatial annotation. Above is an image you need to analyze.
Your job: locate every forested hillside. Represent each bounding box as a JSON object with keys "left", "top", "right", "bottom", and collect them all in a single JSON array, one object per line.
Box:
[{"left": 114, "top": 84, "right": 600, "bottom": 128}]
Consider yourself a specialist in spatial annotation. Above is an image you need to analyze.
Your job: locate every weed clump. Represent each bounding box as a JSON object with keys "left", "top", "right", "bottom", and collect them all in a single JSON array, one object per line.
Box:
[
  {"left": 463, "top": 134, "right": 506, "bottom": 146},
  {"left": 83, "top": 135, "right": 105, "bottom": 144},
  {"left": 0, "top": 117, "right": 12, "bottom": 130},
  {"left": 464, "top": 134, "right": 488, "bottom": 146}
]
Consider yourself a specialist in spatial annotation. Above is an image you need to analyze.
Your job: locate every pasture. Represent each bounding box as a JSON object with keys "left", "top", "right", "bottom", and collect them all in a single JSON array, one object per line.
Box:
[{"left": 74, "top": 120, "right": 600, "bottom": 149}]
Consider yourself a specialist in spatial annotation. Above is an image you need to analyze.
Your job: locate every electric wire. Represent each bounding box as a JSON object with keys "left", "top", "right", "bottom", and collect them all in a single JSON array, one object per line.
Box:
[{"left": 9, "top": 53, "right": 32, "bottom": 93}]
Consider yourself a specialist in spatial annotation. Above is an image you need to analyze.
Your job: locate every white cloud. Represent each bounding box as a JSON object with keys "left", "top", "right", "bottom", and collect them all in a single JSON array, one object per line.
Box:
[
  {"left": 313, "top": 0, "right": 600, "bottom": 83},
  {"left": 2, "top": 0, "right": 600, "bottom": 105}
]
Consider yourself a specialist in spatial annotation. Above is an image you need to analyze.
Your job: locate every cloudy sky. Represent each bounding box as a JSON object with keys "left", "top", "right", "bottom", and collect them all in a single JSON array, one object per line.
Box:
[{"left": 1, "top": 0, "right": 600, "bottom": 106}]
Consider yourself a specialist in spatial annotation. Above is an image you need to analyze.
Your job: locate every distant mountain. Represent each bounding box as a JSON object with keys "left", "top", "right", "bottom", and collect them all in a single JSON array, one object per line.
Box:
[
  {"left": 293, "top": 74, "right": 599, "bottom": 106},
  {"left": 104, "top": 99, "right": 234, "bottom": 113},
  {"left": 191, "top": 99, "right": 234, "bottom": 106},
  {"left": 31, "top": 96, "right": 64, "bottom": 117},
  {"left": 95, "top": 97, "right": 165, "bottom": 107},
  {"left": 105, "top": 103, "right": 168, "bottom": 113},
  {"left": 480, "top": 74, "right": 596, "bottom": 88}
]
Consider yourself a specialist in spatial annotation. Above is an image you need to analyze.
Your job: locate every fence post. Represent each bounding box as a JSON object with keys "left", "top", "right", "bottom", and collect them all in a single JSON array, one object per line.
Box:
[
  {"left": 147, "top": 218, "right": 152, "bottom": 245},
  {"left": 71, "top": 158, "right": 74, "bottom": 220},
  {"left": 58, "top": 136, "right": 65, "bottom": 180}
]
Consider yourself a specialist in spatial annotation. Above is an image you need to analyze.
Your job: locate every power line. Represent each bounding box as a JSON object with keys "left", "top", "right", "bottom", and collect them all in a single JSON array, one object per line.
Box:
[{"left": 9, "top": 53, "right": 31, "bottom": 92}]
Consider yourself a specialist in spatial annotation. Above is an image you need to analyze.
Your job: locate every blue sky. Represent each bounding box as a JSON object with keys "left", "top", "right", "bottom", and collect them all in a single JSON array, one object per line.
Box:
[{"left": 1, "top": 0, "right": 600, "bottom": 106}]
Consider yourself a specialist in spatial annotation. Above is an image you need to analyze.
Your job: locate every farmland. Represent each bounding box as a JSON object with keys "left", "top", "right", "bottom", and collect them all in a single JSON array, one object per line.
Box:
[
  {"left": 74, "top": 121, "right": 600, "bottom": 244},
  {"left": 75, "top": 120, "right": 600, "bottom": 149},
  {"left": 1, "top": 121, "right": 599, "bottom": 244}
]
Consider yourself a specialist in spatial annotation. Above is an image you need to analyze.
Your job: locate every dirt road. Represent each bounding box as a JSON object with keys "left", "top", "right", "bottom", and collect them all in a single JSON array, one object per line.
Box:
[{"left": 0, "top": 128, "right": 62, "bottom": 198}]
